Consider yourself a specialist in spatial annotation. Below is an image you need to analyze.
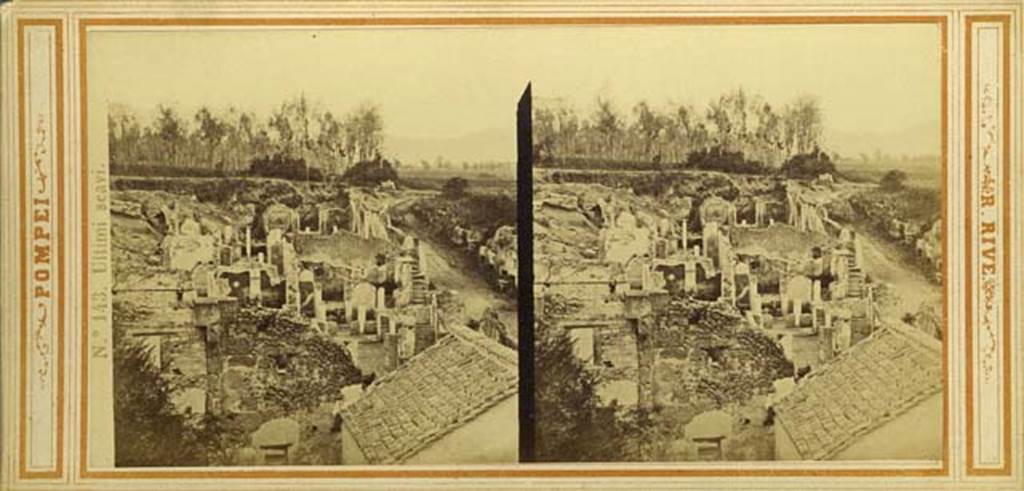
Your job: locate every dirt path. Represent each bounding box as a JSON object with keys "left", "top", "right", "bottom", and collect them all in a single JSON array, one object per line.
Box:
[
  {"left": 855, "top": 228, "right": 940, "bottom": 323},
  {"left": 397, "top": 209, "right": 515, "bottom": 328},
  {"left": 419, "top": 238, "right": 513, "bottom": 322}
]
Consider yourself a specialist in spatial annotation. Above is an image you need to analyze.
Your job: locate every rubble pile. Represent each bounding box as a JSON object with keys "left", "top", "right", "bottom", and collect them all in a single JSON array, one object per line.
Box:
[
  {"left": 198, "top": 306, "right": 362, "bottom": 421},
  {"left": 644, "top": 299, "right": 792, "bottom": 411},
  {"left": 541, "top": 169, "right": 784, "bottom": 202},
  {"left": 532, "top": 167, "right": 942, "bottom": 461},
  {"left": 112, "top": 177, "right": 518, "bottom": 465}
]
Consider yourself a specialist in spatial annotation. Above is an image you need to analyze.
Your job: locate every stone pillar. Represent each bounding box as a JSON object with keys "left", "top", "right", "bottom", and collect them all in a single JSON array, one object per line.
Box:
[
  {"left": 299, "top": 270, "right": 316, "bottom": 318},
  {"left": 350, "top": 205, "right": 360, "bottom": 235},
  {"left": 384, "top": 332, "right": 400, "bottom": 371},
  {"left": 718, "top": 237, "right": 735, "bottom": 304},
  {"left": 680, "top": 224, "right": 688, "bottom": 252},
  {"left": 249, "top": 269, "right": 262, "bottom": 303},
  {"left": 750, "top": 277, "right": 762, "bottom": 327},
  {"left": 720, "top": 262, "right": 735, "bottom": 305},
  {"left": 314, "top": 284, "right": 326, "bottom": 324},
  {"left": 375, "top": 287, "right": 387, "bottom": 332},
  {"left": 654, "top": 239, "right": 667, "bottom": 259},
  {"left": 683, "top": 262, "right": 697, "bottom": 293},
  {"left": 357, "top": 305, "right": 367, "bottom": 334},
  {"left": 812, "top": 304, "right": 827, "bottom": 330},
  {"left": 430, "top": 295, "right": 439, "bottom": 333},
  {"left": 866, "top": 287, "right": 877, "bottom": 330},
  {"left": 818, "top": 324, "right": 836, "bottom": 364},
  {"left": 702, "top": 222, "right": 718, "bottom": 261},
  {"left": 787, "top": 191, "right": 799, "bottom": 227},
  {"left": 836, "top": 319, "right": 852, "bottom": 352},
  {"left": 417, "top": 243, "right": 429, "bottom": 276},
  {"left": 853, "top": 237, "right": 864, "bottom": 269}
]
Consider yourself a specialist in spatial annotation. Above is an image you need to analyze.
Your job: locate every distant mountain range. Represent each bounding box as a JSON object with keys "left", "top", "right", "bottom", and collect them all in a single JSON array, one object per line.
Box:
[
  {"left": 385, "top": 122, "right": 940, "bottom": 168},
  {"left": 825, "top": 121, "right": 942, "bottom": 161},
  {"left": 387, "top": 126, "right": 515, "bottom": 165}
]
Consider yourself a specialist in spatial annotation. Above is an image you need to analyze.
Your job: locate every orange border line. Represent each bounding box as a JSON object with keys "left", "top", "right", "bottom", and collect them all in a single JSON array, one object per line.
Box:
[
  {"left": 17, "top": 17, "right": 66, "bottom": 481},
  {"left": 75, "top": 14, "right": 950, "bottom": 480},
  {"left": 79, "top": 15, "right": 949, "bottom": 27},
  {"left": 963, "top": 13, "right": 1013, "bottom": 477},
  {"left": 939, "top": 13, "right": 949, "bottom": 474}
]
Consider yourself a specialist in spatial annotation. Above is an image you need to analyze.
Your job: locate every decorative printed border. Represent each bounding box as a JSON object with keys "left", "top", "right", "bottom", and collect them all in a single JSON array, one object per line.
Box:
[
  {"left": 964, "top": 13, "right": 1013, "bottom": 477},
  {"left": 16, "top": 17, "right": 65, "bottom": 481},
  {"left": 73, "top": 13, "right": 951, "bottom": 480}
]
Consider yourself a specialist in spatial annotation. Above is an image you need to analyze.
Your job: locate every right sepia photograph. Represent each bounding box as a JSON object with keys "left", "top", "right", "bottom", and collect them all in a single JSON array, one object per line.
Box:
[{"left": 530, "top": 22, "right": 945, "bottom": 463}]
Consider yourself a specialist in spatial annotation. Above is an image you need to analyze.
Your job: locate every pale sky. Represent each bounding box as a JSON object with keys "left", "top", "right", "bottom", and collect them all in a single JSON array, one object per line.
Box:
[{"left": 89, "top": 23, "right": 941, "bottom": 163}]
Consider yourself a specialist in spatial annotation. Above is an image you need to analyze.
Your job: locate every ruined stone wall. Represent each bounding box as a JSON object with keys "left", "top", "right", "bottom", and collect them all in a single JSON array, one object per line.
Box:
[
  {"left": 210, "top": 307, "right": 362, "bottom": 423},
  {"left": 541, "top": 282, "right": 612, "bottom": 301},
  {"left": 594, "top": 324, "right": 640, "bottom": 381},
  {"left": 637, "top": 299, "right": 793, "bottom": 416}
]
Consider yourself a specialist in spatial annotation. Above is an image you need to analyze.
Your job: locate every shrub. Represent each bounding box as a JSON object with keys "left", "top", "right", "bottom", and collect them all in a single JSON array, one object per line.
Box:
[
  {"left": 249, "top": 153, "right": 323, "bottom": 181},
  {"left": 780, "top": 149, "right": 836, "bottom": 179},
  {"left": 685, "top": 147, "right": 768, "bottom": 175},
  {"left": 879, "top": 169, "right": 908, "bottom": 190},
  {"left": 341, "top": 159, "right": 399, "bottom": 187},
  {"left": 441, "top": 177, "right": 470, "bottom": 199}
]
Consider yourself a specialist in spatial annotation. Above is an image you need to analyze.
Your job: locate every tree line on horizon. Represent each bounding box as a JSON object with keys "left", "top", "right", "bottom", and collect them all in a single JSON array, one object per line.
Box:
[
  {"left": 107, "top": 94, "right": 389, "bottom": 181},
  {"left": 533, "top": 88, "right": 832, "bottom": 176}
]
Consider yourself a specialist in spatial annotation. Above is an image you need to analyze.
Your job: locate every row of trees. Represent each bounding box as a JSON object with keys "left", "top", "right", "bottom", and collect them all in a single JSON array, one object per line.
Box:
[
  {"left": 108, "top": 95, "right": 386, "bottom": 179},
  {"left": 533, "top": 89, "right": 825, "bottom": 170}
]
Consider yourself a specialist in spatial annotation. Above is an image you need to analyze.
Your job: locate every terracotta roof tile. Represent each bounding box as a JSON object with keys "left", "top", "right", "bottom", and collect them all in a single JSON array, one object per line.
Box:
[
  {"left": 341, "top": 325, "right": 517, "bottom": 464},
  {"left": 774, "top": 325, "right": 942, "bottom": 460}
]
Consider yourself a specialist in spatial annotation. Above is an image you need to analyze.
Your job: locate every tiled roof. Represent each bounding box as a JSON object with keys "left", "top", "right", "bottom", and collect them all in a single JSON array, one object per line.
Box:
[
  {"left": 774, "top": 324, "right": 942, "bottom": 460},
  {"left": 340, "top": 325, "right": 517, "bottom": 464}
]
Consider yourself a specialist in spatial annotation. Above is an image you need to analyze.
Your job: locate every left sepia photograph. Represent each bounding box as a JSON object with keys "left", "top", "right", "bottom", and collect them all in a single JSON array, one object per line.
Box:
[{"left": 89, "top": 28, "right": 521, "bottom": 467}]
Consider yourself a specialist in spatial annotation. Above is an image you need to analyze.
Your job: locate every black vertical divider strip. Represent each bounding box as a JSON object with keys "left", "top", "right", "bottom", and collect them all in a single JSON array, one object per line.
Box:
[{"left": 516, "top": 83, "right": 535, "bottom": 462}]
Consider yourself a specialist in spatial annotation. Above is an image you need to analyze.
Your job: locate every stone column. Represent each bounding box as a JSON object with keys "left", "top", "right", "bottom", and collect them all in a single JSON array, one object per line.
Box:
[
  {"left": 680, "top": 224, "right": 688, "bottom": 252},
  {"left": 375, "top": 287, "right": 387, "bottom": 333},
  {"left": 750, "top": 277, "right": 762, "bottom": 323},
  {"left": 818, "top": 324, "right": 836, "bottom": 363},
  {"left": 384, "top": 332, "right": 400, "bottom": 371},
  {"left": 792, "top": 299, "right": 802, "bottom": 328},
  {"left": 417, "top": 243, "right": 429, "bottom": 276},
  {"left": 683, "top": 262, "right": 697, "bottom": 292},
  {"left": 314, "top": 284, "right": 326, "bottom": 324},
  {"left": 357, "top": 305, "right": 367, "bottom": 334},
  {"left": 249, "top": 269, "right": 262, "bottom": 303}
]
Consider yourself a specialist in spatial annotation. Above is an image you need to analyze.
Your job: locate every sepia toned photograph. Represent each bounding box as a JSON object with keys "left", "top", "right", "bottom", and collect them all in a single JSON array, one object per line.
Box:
[
  {"left": 531, "top": 24, "right": 945, "bottom": 462},
  {"left": 4, "top": 2, "right": 1023, "bottom": 490},
  {"left": 96, "top": 29, "right": 521, "bottom": 466}
]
